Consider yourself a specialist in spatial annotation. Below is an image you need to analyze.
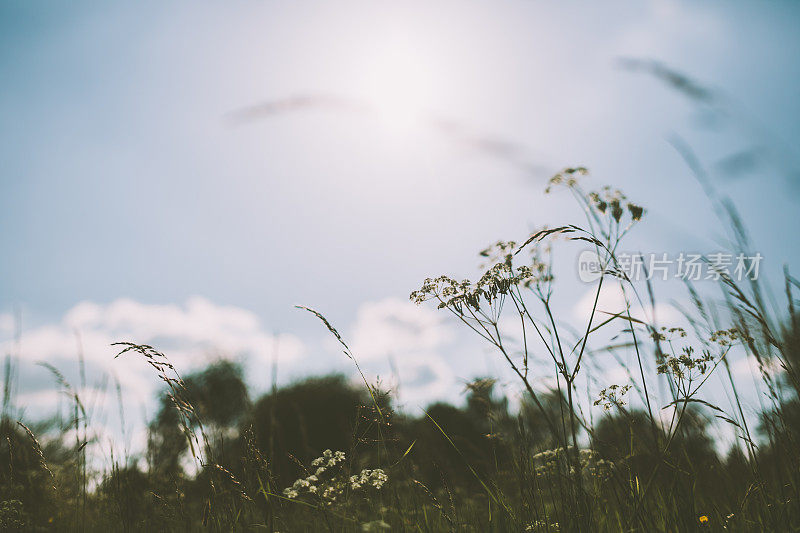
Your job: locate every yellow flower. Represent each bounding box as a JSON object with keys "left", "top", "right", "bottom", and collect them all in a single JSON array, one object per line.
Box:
[{"left": 699, "top": 515, "right": 709, "bottom": 524}]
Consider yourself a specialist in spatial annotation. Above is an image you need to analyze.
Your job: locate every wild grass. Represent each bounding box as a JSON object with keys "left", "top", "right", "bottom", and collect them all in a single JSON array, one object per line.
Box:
[{"left": 1, "top": 167, "right": 799, "bottom": 532}]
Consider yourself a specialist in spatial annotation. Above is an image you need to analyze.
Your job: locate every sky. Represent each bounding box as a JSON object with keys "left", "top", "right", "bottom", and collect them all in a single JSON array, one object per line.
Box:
[{"left": 1, "top": 0, "right": 799, "bottom": 455}]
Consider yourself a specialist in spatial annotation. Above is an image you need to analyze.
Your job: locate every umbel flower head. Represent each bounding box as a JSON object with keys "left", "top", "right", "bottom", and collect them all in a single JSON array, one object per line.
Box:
[
  {"left": 594, "top": 384, "right": 632, "bottom": 411},
  {"left": 410, "top": 254, "right": 552, "bottom": 313},
  {"left": 544, "top": 168, "right": 646, "bottom": 253}
]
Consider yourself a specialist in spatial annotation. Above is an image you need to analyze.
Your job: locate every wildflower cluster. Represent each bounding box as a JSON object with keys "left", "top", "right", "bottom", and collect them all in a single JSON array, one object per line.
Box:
[
  {"left": 282, "top": 450, "right": 388, "bottom": 506},
  {"left": 656, "top": 346, "right": 715, "bottom": 380},
  {"left": 587, "top": 186, "right": 645, "bottom": 223},
  {"left": 282, "top": 468, "right": 323, "bottom": 500},
  {"left": 594, "top": 384, "right": 632, "bottom": 411},
  {"left": 283, "top": 449, "right": 346, "bottom": 501},
  {"left": 580, "top": 450, "right": 616, "bottom": 481},
  {"left": 652, "top": 326, "right": 746, "bottom": 396},
  {"left": 710, "top": 328, "right": 750, "bottom": 346},
  {"left": 312, "top": 448, "right": 346, "bottom": 469},
  {"left": 544, "top": 167, "right": 644, "bottom": 225},
  {"left": 478, "top": 240, "right": 519, "bottom": 267},
  {"left": 526, "top": 520, "right": 561, "bottom": 531},
  {"left": 410, "top": 261, "right": 550, "bottom": 313},
  {"left": 544, "top": 166, "right": 588, "bottom": 193},
  {"left": 532, "top": 446, "right": 614, "bottom": 481},
  {"left": 651, "top": 326, "right": 688, "bottom": 342},
  {"left": 541, "top": 168, "right": 646, "bottom": 266},
  {"left": 349, "top": 469, "right": 388, "bottom": 490}
]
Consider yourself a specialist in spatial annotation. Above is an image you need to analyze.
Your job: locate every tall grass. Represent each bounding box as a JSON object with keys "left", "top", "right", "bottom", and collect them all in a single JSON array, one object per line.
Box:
[{"left": 1, "top": 168, "right": 799, "bottom": 532}]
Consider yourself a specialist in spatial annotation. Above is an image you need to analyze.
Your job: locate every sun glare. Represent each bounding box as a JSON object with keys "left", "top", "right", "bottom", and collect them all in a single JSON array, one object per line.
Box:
[{"left": 357, "top": 43, "right": 437, "bottom": 131}]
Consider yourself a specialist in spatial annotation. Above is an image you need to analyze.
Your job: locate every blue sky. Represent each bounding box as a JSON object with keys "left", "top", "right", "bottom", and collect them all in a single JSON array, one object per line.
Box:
[{"left": 1, "top": 1, "right": 799, "bottom": 452}]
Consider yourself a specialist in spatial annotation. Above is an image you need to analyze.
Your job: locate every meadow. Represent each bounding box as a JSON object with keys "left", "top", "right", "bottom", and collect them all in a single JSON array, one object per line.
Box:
[{"left": 0, "top": 166, "right": 798, "bottom": 533}]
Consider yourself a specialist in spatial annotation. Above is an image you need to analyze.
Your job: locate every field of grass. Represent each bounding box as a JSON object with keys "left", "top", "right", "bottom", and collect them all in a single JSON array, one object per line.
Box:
[{"left": 1, "top": 169, "right": 799, "bottom": 532}]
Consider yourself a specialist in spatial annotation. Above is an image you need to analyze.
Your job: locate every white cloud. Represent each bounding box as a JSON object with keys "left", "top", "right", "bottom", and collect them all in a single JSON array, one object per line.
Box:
[
  {"left": 3, "top": 297, "right": 305, "bottom": 419},
  {"left": 351, "top": 298, "right": 454, "bottom": 361},
  {"left": 347, "top": 298, "right": 464, "bottom": 410},
  {"left": 604, "top": 364, "right": 632, "bottom": 385},
  {"left": 0, "top": 312, "right": 14, "bottom": 336},
  {"left": 16, "top": 386, "right": 111, "bottom": 414},
  {"left": 62, "top": 296, "right": 303, "bottom": 367},
  {"left": 731, "top": 353, "right": 783, "bottom": 381},
  {"left": 573, "top": 282, "right": 683, "bottom": 327}
]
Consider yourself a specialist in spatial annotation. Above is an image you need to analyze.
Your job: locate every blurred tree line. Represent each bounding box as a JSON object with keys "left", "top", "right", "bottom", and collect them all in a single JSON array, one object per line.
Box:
[{"left": 1, "top": 352, "right": 798, "bottom": 531}]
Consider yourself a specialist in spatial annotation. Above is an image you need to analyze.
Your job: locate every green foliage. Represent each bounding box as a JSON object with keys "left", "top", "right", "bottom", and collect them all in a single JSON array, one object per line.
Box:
[{"left": 0, "top": 499, "right": 26, "bottom": 532}]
